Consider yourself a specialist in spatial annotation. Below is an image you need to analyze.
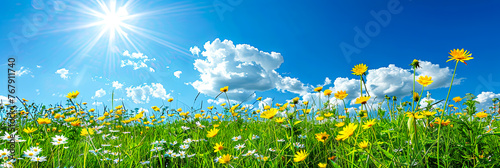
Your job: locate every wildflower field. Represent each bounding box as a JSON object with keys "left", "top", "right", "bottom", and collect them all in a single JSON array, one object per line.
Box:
[{"left": 1, "top": 49, "right": 500, "bottom": 168}]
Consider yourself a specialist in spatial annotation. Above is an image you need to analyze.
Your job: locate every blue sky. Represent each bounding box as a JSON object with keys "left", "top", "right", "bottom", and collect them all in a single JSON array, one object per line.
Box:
[{"left": 1, "top": 0, "right": 500, "bottom": 114}]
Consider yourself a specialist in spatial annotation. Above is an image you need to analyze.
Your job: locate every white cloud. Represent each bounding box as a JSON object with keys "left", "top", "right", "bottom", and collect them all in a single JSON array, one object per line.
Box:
[
  {"left": 191, "top": 38, "right": 309, "bottom": 101},
  {"left": 92, "top": 101, "right": 103, "bottom": 106},
  {"left": 36, "top": 65, "right": 41, "bottom": 68},
  {"left": 174, "top": 71, "right": 182, "bottom": 78},
  {"left": 120, "top": 50, "right": 155, "bottom": 70},
  {"left": 55, "top": 68, "right": 70, "bottom": 79},
  {"left": 149, "top": 67, "right": 155, "bottom": 72},
  {"left": 0, "top": 95, "right": 10, "bottom": 104},
  {"left": 125, "top": 83, "right": 171, "bottom": 104},
  {"left": 190, "top": 46, "right": 201, "bottom": 56},
  {"left": 16, "top": 66, "right": 31, "bottom": 77},
  {"left": 323, "top": 77, "right": 332, "bottom": 86},
  {"left": 300, "top": 61, "right": 463, "bottom": 107},
  {"left": 123, "top": 50, "right": 148, "bottom": 59},
  {"left": 112, "top": 81, "right": 124, "bottom": 89},
  {"left": 36, "top": 89, "right": 40, "bottom": 95},
  {"left": 92, "top": 88, "right": 106, "bottom": 99},
  {"left": 475, "top": 92, "right": 500, "bottom": 111}
]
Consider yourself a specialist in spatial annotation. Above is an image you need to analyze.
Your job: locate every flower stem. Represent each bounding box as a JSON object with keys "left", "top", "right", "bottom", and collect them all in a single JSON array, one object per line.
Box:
[{"left": 437, "top": 60, "right": 459, "bottom": 166}]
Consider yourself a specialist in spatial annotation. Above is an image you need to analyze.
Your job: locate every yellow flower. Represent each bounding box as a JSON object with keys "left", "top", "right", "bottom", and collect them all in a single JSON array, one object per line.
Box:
[
  {"left": 362, "top": 119, "right": 376, "bottom": 129},
  {"left": 66, "top": 91, "right": 79, "bottom": 99},
  {"left": 318, "top": 163, "right": 327, "bottom": 168},
  {"left": 413, "top": 92, "right": 420, "bottom": 102},
  {"left": 71, "top": 120, "right": 81, "bottom": 127},
  {"left": 351, "top": 63, "right": 368, "bottom": 76},
  {"left": 152, "top": 106, "right": 160, "bottom": 111},
  {"left": 260, "top": 108, "right": 278, "bottom": 119},
  {"left": 207, "top": 128, "right": 219, "bottom": 138},
  {"left": 314, "top": 86, "right": 323, "bottom": 92},
  {"left": 219, "top": 154, "right": 232, "bottom": 164},
  {"left": 195, "top": 114, "right": 202, "bottom": 119},
  {"left": 177, "top": 108, "right": 182, "bottom": 112},
  {"left": 417, "top": 75, "right": 433, "bottom": 87},
  {"left": 97, "top": 116, "right": 106, "bottom": 121},
  {"left": 213, "top": 142, "right": 224, "bottom": 152},
  {"left": 447, "top": 48, "right": 473, "bottom": 65},
  {"left": 23, "top": 127, "right": 37, "bottom": 134},
  {"left": 338, "top": 115, "right": 346, "bottom": 119},
  {"left": 452, "top": 96, "right": 462, "bottom": 103},
  {"left": 422, "top": 111, "right": 437, "bottom": 117},
  {"left": 335, "top": 123, "right": 357, "bottom": 141},
  {"left": 324, "top": 89, "right": 332, "bottom": 96},
  {"left": 358, "top": 141, "right": 369, "bottom": 149},
  {"left": 316, "top": 116, "right": 324, "bottom": 121},
  {"left": 81, "top": 128, "right": 94, "bottom": 136},
  {"left": 213, "top": 116, "right": 219, "bottom": 120},
  {"left": 335, "top": 122, "right": 345, "bottom": 127},
  {"left": 355, "top": 96, "right": 370, "bottom": 104},
  {"left": 168, "top": 98, "right": 174, "bottom": 102},
  {"left": 475, "top": 111, "right": 488, "bottom": 118},
  {"left": 275, "top": 117, "right": 285, "bottom": 124},
  {"left": 324, "top": 113, "right": 333, "bottom": 117},
  {"left": 115, "top": 105, "right": 123, "bottom": 109},
  {"left": 292, "top": 97, "right": 300, "bottom": 104},
  {"left": 315, "top": 132, "right": 330, "bottom": 143},
  {"left": 220, "top": 86, "right": 229, "bottom": 92},
  {"left": 293, "top": 150, "right": 308, "bottom": 162},
  {"left": 303, "top": 101, "right": 309, "bottom": 105},
  {"left": 257, "top": 97, "right": 262, "bottom": 101},
  {"left": 221, "top": 103, "right": 226, "bottom": 107},
  {"left": 37, "top": 118, "right": 51, "bottom": 125}
]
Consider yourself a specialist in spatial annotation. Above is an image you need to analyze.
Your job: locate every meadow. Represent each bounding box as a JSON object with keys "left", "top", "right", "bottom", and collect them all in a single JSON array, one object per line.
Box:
[{"left": 0, "top": 48, "right": 499, "bottom": 168}]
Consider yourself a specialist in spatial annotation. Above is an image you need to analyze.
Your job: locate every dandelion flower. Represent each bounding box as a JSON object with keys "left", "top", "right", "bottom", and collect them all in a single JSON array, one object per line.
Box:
[
  {"left": 37, "top": 118, "right": 51, "bottom": 125},
  {"left": 315, "top": 132, "right": 330, "bottom": 143},
  {"left": 66, "top": 91, "right": 79, "bottom": 99},
  {"left": 335, "top": 122, "right": 345, "bottom": 127},
  {"left": 335, "top": 123, "right": 357, "bottom": 141},
  {"left": 351, "top": 64, "right": 368, "bottom": 76},
  {"left": 475, "top": 112, "right": 488, "bottom": 118},
  {"left": 358, "top": 141, "right": 369, "bottom": 149},
  {"left": 206, "top": 128, "right": 219, "bottom": 138},
  {"left": 23, "top": 127, "right": 37, "bottom": 134},
  {"left": 362, "top": 119, "right": 376, "bottom": 129},
  {"left": 293, "top": 150, "right": 308, "bottom": 162},
  {"left": 220, "top": 86, "right": 229, "bottom": 92},
  {"left": 218, "top": 154, "right": 231, "bottom": 164},
  {"left": 260, "top": 108, "right": 278, "bottom": 119},
  {"left": 355, "top": 96, "right": 370, "bottom": 104},
  {"left": 324, "top": 89, "right": 332, "bottom": 96},
  {"left": 81, "top": 128, "right": 95, "bottom": 136},
  {"left": 318, "top": 163, "right": 327, "bottom": 168},
  {"left": 417, "top": 75, "right": 433, "bottom": 87},
  {"left": 213, "top": 142, "right": 224, "bottom": 152},
  {"left": 447, "top": 48, "right": 473, "bottom": 65},
  {"left": 452, "top": 96, "right": 462, "bottom": 103}
]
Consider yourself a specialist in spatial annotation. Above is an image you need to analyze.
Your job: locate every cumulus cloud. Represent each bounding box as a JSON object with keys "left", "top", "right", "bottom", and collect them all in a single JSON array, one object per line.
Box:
[
  {"left": 190, "top": 46, "right": 201, "bottom": 56},
  {"left": 191, "top": 39, "right": 309, "bottom": 101},
  {"left": 36, "top": 65, "right": 41, "bottom": 68},
  {"left": 149, "top": 67, "right": 155, "bottom": 72},
  {"left": 55, "top": 68, "right": 70, "bottom": 79},
  {"left": 16, "top": 66, "right": 31, "bottom": 77},
  {"left": 121, "top": 50, "right": 156, "bottom": 70},
  {"left": 92, "top": 88, "right": 106, "bottom": 99},
  {"left": 300, "top": 61, "right": 463, "bottom": 107},
  {"left": 112, "top": 81, "right": 123, "bottom": 89},
  {"left": 174, "top": 71, "right": 182, "bottom": 78},
  {"left": 475, "top": 92, "right": 500, "bottom": 111},
  {"left": 125, "top": 83, "right": 170, "bottom": 104}
]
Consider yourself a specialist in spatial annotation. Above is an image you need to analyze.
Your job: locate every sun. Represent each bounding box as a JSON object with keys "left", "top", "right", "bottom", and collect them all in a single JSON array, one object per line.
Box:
[{"left": 101, "top": 7, "right": 128, "bottom": 33}]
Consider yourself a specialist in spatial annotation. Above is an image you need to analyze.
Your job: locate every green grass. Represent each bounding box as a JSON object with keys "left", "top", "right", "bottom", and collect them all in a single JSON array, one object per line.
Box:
[{"left": 0, "top": 93, "right": 499, "bottom": 168}]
